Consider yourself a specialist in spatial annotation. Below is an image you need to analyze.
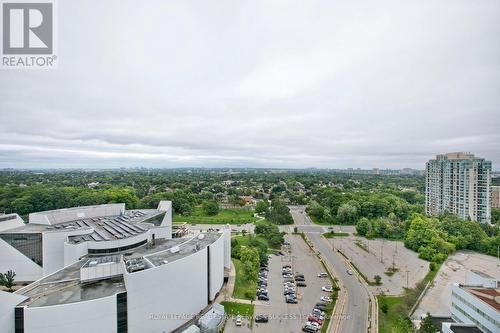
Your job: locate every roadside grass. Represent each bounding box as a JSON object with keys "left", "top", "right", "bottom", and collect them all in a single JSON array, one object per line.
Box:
[
  {"left": 220, "top": 301, "right": 254, "bottom": 318},
  {"left": 323, "top": 232, "right": 349, "bottom": 238},
  {"left": 378, "top": 296, "right": 406, "bottom": 333},
  {"left": 232, "top": 259, "right": 257, "bottom": 300},
  {"left": 354, "top": 240, "right": 369, "bottom": 252},
  {"left": 378, "top": 262, "right": 442, "bottom": 332},
  {"left": 173, "top": 207, "right": 258, "bottom": 224}
]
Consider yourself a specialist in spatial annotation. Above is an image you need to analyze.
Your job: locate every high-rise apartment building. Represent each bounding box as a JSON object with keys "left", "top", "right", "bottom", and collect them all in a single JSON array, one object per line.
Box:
[
  {"left": 491, "top": 186, "right": 500, "bottom": 209},
  {"left": 425, "top": 152, "right": 491, "bottom": 223}
]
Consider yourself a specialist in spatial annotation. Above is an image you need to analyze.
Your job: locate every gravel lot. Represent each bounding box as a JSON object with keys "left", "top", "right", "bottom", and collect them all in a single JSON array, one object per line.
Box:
[
  {"left": 327, "top": 236, "right": 429, "bottom": 295},
  {"left": 412, "top": 251, "right": 500, "bottom": 319}
]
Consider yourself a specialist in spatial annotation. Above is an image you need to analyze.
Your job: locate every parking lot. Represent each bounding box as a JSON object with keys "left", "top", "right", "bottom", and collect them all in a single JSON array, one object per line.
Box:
[
  {"left": 251, "top": 234, "right": 332, "bottom": 333},
  {"left": 326, "top": 236, "right": 429, "bottom": 295},
  {"left": 412, "top": 250, "right": 500, "bottom": 319}
]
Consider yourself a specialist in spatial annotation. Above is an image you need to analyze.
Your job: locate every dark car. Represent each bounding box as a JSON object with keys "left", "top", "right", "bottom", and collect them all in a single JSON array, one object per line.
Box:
[
  {"left": 296, "top": 282, "right": 307, "bottom": 287},
  {"left": 257, "top": 294, "right": 269, "bottom": 301},
  {"left": 295, "top": 276, "right": 305, "bottom": 282},
  {"left": 315, "top": 304, "right": 327, "bottom": 311},
  {"left": 285, "top": 296, "right": 298, "bottom": 304},
  {"left": 295, "top": 273, "right": 305, "bottom": 278},
  {"left": 255, "top": 315, "right": 269, "bottom": 323}
]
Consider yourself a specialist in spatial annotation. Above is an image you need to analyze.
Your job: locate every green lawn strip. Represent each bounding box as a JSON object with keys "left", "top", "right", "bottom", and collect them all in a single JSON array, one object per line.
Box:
[
  {"left": 232, "top": 259, "right": 257, "bottom": 300},
  {"left": 323, "top": 232, "right": 349, "bottom": 238},
  {"left": 378, "top": 295, "right": 406, "bottom": 333},
  {"left": 173, "top": 207, "right": 257, "bottom": 224},
  {"left": 354, "top": 240, "right": 369, "bottom": 252},
  {"left": 378, "top": 262, "right": 443, "bottom": 332},
  {"left": 232, "top": 234, "right": 280, "bottom": 250},
  {"left": 220, "top": 301, "right": 254, "bottom": 318}
]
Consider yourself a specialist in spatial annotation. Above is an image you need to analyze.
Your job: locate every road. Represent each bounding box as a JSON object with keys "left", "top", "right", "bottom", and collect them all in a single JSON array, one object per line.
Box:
[{"left": 290, "top": 207, "right": 374, "bottom": 333}]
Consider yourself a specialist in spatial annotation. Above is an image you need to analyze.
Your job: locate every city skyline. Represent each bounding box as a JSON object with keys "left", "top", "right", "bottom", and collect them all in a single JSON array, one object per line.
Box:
[{"left": 1, "top": 0, "right": 499, "bottom": 169}]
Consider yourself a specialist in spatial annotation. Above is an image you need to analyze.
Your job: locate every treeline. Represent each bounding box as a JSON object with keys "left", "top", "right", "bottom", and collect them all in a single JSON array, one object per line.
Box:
[
  {"left": 307, "top": 188, "right": 424, "bottom": 225},
  {"left": 357, "top": 213, "right": 500, "bottom": 262}
]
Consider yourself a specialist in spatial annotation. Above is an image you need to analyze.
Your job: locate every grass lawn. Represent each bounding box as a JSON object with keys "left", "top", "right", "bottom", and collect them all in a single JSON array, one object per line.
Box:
[
  {"left": 232, "top": 233, "right": 281, "bottom": 250},
  {"left": 232, "top": 259, "right": 257, "bottom": 300},
  {"left": 220, "top": 301, "right": 254, "bottom": 318},
  {"left": 173, "top": 207, "right": 258, "bottom": 224},
  {"left": 378, "top": 262, "right": 443, "bottom": 332},
  {"left": 323, "top": 231, "right": 349, "bottom": 238},
  {"left": 378, "top": 295, "right": 406, "bottom": 333}
]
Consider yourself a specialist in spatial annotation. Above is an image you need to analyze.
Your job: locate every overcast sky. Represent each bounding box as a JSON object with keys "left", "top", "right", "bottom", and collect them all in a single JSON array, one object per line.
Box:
[{"left": 1, "top": 0, "right": 499, "bottom": 169}]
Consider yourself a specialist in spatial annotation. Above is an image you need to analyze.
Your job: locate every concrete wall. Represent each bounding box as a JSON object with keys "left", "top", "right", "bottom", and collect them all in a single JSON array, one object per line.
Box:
[
  {"left": 0, "top": 291, "right": 28, "bottom": 333},
  {"left": 42, "top": 228, "right": 92, "bottom": 276},
  {"left": 29, "top": 204, "right": 125, "bottom": 225},
  {"left": 223, "top": 226, "right": 231, "bottom": 269},
  {"left": 0, "top": 238, "right": 43, "bottom": 282},
  {"left": 209, "top": 234, "right": 224, "bottom": 301},
  {"left": 158, "top": 200, "right": 172, "bottom": 239},
  {"left": 0, "top": 214, "right": 25, "bottom": 232},
  {"left": 124, "top": 248, "right": 209, "bottom": 333},
  {"left": 22, "top": 294, "right": 117, "bottom": 333}
]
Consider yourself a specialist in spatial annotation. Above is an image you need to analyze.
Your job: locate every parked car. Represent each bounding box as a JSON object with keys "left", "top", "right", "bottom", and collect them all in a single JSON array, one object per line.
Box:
[
  {"left": 317, "top": 272, "right": 328, "bottom": 278},
  {"left": 308, "top": 315, "right": 323, "bottom": 325},
  {"left": 320, "top": 296, "right": 332, "bottom": 302},
  {"left": 322, "top": 286, "right": 334, "bottom": 292},
  {"left": 255, "top": 315, "right": 269, "bottom": 323},
  {"left": 236, "top": 315, "right": 242, "bottom": 326},
  {"left": 296, "top": 282, "right": 307, "bottom": 287},
  {"left": 346, "top": 269, "right": 353, "bottom": 275},
  {"left": 295, "top": 276, "right": 305, "bottom": 282},
  {"left": 258, "top": 294, "right": 269, "bottom": 301},
  {"left": 302, "top": 325, "right": 317, "bottom": 333},
  {"left": 285, "top": 295, "right": 298, "bottom": 304},
  {"left": 315, "top": 304, "right": 327, "bottom": 311}
]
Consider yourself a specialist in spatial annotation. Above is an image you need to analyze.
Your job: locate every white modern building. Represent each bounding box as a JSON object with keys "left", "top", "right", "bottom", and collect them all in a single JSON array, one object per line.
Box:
[
  {"left": 449, "top": 270, "right": 500, "bottom": 333},
  {"left": 0, "top": 202, "right": 231, "bottom": 333}
]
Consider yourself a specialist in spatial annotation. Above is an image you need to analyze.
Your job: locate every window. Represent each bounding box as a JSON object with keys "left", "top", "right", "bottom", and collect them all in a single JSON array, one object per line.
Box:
[{"left": 0, "top": 233, "right": 42, "bottom": 266}]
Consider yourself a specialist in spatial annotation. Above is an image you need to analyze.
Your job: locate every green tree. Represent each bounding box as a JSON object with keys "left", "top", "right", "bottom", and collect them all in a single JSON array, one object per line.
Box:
[
  {"left": 418, "top": 313, "right": 437, "bottom": 333},
  {"left": 0, "top": 270, "right": 16, "bottom": 292},
  {"left": 265, "top": 199, "right": 293, "bottom": 225},
  {"left": 255, "top": 200, "right": 269, "bottom": 214},
  {"left": 337, "top": 203, "right": 358, "bottom": 224},
  {"left": 356, "top": 217, "right": 370, "bottom": 236},
  {"left": 239, "top": 247, "right": 260, "bottom": 282},
  {"left": 202, "top": 200, "right": 219, "bottom": 216}
]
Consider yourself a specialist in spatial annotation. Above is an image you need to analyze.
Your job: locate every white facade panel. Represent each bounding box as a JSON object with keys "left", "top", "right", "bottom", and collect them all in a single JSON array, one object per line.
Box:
[
  {"left": 124, "top": 248, "right": 208, "bottom": 333},
  {"left": 0, "top": 238, "right": 42, "bottom": 282},
  {"left": 209, "top": 234, "right": 224, "bottom": 301},
  {"left": 23, "top": 294, "right": 117, "bottom": 333},
  {"left": 0, "top": 291, "right": 28, "bottom": 333}
]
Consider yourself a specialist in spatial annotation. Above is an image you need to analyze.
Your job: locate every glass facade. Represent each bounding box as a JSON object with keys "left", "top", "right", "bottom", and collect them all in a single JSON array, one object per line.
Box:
[
  {"left": 140, "top": 212, "right": 166, "bottom": 226},
  {"left": 116, "top": 292, "right": 128, "bottom": 333},
  {"left": 87, "top": 239, "right": 147, "bottom": 255},
  {"left": 0, "top": 233, "right": 43, "bottom": 266}
]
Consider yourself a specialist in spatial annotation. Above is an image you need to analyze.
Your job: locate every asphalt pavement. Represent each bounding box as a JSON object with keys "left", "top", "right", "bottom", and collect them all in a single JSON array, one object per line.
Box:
[{"left": 290, "top": 207, "right": 371, "bottom": 333}]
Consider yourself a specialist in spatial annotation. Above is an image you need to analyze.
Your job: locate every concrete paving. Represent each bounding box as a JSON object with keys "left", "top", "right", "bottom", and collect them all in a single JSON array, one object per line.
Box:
[
  {"left": 328, "top": 236, "right": 429, "bottom": 295},
  {"left": 413, "top": 251, "right": 500, "bottom": 319}
]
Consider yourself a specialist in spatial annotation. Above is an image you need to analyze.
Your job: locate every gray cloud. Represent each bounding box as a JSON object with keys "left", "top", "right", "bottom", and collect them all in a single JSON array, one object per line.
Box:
[{"left": 1, "top": 0, "right": 499, "bottom": 169}]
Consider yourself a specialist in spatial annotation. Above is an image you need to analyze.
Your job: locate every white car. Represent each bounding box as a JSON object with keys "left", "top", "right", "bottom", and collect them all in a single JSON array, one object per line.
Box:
[
  {"left": 235, "top": 315, "right": 242, "bottom": 326},
  {"left": 320, "top": 296, "right": 332, "bottom": 302},
  {"left": 346, "top": 269, "right": 353, "bottom": 275},
  {"left": 317, "top": 272, "right": 328, "bottom": 278},
  {"left": 322, "top": 286, "right": 334, "bottom": 292}
]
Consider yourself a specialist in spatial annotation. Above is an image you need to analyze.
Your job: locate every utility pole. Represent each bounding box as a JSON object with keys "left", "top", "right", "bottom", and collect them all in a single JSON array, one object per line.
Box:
[
  {"left": 392, "top": 254, "right": 396, "bottom": 272},
  {"left": 380, "top": 240, "right": 384, "bottom": 264},
  {"left": 406, "top": 270, "right": 410, "bottom": 289}
]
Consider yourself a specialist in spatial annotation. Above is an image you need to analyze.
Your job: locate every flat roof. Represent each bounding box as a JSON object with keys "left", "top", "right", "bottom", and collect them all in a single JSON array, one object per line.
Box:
[{"left": 462, "top": 286, "right": 500, "bottom": 312}]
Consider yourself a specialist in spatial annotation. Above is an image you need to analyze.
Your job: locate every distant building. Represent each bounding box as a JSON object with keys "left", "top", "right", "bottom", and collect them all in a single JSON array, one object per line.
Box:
[
  {"left": 449, "top": 270, "right": 499, "bottom": 333},
  {"left": 239, "top": 196, "right": 255, "bottom": 205},
  {"left": 491, "top": 186, "right": 500, "bottom": 209},
  {"left": 425, "top": 152, "right": 492, "bottom": 223}
]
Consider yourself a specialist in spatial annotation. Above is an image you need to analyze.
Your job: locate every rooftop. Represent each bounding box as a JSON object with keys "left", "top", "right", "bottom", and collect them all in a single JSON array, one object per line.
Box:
[
  {"left": 462, "top": 286, "right": 500, "bottom": 312},
  {"left": 2, "top": 209, "right": 165, "bottom": 244},
  {"left": 16, "top": 231, "right": 223, "bottom": 307}
]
